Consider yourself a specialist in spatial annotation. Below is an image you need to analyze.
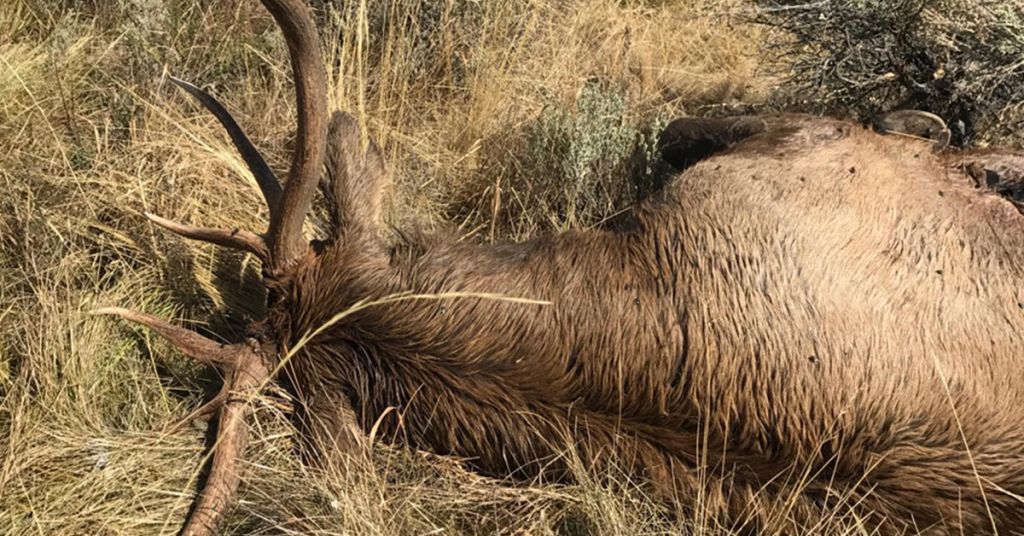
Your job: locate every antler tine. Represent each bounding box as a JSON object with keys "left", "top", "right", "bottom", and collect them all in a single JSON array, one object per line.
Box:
[
  {"left": 93, "top": 307, "right": 242, "bottom": 367},
  {"left": 260, "top": 0, "right": 329, "bottom": 274},
  {"left": 145, "top": 212, "right": 268, "bottom": 261},
  {"left": 169, "top": 76, "right": 284, "bottom": 214}
]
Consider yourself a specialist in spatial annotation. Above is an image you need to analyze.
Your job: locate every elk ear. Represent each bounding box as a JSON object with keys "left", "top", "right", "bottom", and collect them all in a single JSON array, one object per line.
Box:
[{"left": 322, "top": 111, "right": 387, "bottom": 237}]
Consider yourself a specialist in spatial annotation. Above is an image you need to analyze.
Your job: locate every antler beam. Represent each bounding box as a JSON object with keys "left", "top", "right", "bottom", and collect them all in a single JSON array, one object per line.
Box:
[
  {"left": 260, "top": 0, "right": 329, "bottom": 274},
  {"left": 180, "top": 348, "right": 271, "bottom": 536}
]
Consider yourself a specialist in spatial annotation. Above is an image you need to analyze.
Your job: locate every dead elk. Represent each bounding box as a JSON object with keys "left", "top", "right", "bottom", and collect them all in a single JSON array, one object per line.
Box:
[{"left": 98, "top": 0, "right": 1024, "bottom": 534}]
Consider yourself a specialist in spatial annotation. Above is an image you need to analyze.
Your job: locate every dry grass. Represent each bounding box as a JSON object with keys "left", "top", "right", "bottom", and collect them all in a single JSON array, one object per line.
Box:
[{"left": 0, "top": 0, "right": 883, "bottom": 534}]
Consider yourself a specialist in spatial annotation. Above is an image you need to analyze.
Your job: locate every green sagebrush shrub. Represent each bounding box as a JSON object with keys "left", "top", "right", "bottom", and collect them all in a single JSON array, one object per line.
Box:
[{"left": 497, "top": 82, "right": 666, "bottom": 235}]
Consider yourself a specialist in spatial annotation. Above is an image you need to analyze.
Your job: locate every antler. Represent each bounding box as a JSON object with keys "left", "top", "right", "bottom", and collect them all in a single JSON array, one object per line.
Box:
[
  {"left": 181, "top": 351, "right": 270, "bottom": 536},
  {"left": 92, "top": 307, "right": 245, "bottom": 367},
  {"left": 168, "top": 77, "right": 283, "bottom": 214},
  {"left": 145, "top": 213, "right": 268, "bottom": 261},
  {"left": 260, "top": 0, "right": 329, "bottom": 275},
  {"left": 99, "top": 1, "right": 331, "bottom": 534},
  {"left": 155, "top": 0, "right": 327, "bottom": 274}
]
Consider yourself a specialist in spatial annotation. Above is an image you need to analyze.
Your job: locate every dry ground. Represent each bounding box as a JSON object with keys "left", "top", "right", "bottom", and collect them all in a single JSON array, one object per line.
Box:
[{"left": 0, "top": 0, "right": 895, "bottom": 534}]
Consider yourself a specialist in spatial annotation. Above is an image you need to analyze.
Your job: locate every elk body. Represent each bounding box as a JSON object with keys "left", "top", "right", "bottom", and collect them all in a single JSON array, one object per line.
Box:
[{"left": 100, "top": 1, "right": 1024, "bottom": 534}]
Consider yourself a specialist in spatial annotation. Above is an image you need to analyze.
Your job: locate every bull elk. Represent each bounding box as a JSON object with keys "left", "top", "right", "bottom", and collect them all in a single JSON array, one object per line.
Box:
[{"left": 97, "top": 0, "right": 1024, "bottom": 533}]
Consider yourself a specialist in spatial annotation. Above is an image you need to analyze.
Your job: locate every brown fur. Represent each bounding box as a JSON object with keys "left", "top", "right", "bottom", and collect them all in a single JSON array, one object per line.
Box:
[{"left": 272, "top": 112, "right": 1024, "bottom": 533}]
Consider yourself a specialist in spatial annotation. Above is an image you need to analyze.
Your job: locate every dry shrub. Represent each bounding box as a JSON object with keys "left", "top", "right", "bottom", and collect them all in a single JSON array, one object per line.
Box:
[{"left": 756, "top": 0, "right": 1024, "bottom": 146}]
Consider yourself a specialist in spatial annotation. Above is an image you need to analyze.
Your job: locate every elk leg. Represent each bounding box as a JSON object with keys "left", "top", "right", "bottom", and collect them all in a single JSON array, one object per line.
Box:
[
  {"left": 658, "top": 116, "right": 768, "bottom": 171},
  {"left": 293, "top": 388, "right": 367, "bottom": 473},
  {"left": 961, "top": 154, "right": 1024, "bottom": 213}
]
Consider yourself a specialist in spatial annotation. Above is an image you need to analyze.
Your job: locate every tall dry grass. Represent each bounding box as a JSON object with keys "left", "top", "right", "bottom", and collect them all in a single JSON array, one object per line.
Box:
[{"left": 0, "top": 1, "right": 871, "bottom": 534}]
